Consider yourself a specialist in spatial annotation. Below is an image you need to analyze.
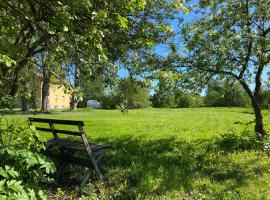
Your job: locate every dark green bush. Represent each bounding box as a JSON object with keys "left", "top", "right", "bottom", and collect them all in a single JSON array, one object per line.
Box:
[
  {"left": 101, "top": 94, "right": 121, "bottom": 109},
  {"left": 118, "top": 78, "right": 150, "bottom": 109},
  {"left": 204, "top": 80, "right": 250, "bottom": 107},
  {"left": 101, "top": 79, "right": 150, "bottom": 110},
  {"left": 0, "top": 116, "right": 56, "bottom": 199}
]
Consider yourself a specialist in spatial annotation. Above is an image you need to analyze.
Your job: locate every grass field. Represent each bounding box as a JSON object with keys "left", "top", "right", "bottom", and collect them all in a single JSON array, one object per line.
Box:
[{"left": 15, "top": 108, "right": 270, "bottom": 199}]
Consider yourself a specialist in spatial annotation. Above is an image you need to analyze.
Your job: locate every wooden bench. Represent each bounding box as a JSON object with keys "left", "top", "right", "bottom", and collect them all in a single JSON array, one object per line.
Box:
[{"left": 28, "top": 117, "right": 111, "bottom": 186}]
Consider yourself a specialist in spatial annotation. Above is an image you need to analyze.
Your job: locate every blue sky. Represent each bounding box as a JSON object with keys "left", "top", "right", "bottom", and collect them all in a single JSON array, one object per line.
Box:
[
  {"left": 119, "top": 1, "right": 197, "bottom": 79},
  {"left": 118, "top": 0, "right": 269, "bottom": 95}
]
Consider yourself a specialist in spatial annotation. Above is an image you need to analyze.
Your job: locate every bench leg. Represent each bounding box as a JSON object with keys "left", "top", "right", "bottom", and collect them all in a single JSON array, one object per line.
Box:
[
  {"left": 55, "top": 161, "right": 69, "bottom": 181},
  {"left": 94, "top": 150, "right": 106, "bottom": 164},
  {"left": 80, "top": 169, "right": 92, "bottom": 186},
  {"left": 55, "top": 149, "right": 75, "bottom": 181}
]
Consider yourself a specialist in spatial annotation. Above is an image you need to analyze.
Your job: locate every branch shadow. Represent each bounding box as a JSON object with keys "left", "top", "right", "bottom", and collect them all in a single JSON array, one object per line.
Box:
[
  {"left": 49, "top": 134, "right": 269, "bottom": 199},
  {"left": 95, "top": 134, "right": 266, "bottom": 197}
]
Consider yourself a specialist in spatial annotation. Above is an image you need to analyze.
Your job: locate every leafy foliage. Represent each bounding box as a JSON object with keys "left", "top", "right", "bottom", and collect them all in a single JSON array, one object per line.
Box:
[
  {"left": 151, "top": 71, "right": 176, "bottom": 108},
  {"left": 204, "top": 80, "right": 250, "bottom": 107},
  {"left": 0, "top": 116, "right": 56, "bottom": 199},
  {"left": 179, "top": 0, "right": 270, "bottom": 136},
  {"left": 0, "top": 0, "right": 184, "bottom": 99},
  {"left": 101, "top": 78, "right": 150, "bottom": 110},
  {"left": 151, "top": 71, "right": 204, "bottom": 108},
  {"left": 174, "top": 90, "right": 204, "bottom": 108},
  {"left": 118, "top": 78, "right": 150, "bottom": 109},
  {"left": 101, "top": 94, "right": 121, "bottom": 110}
]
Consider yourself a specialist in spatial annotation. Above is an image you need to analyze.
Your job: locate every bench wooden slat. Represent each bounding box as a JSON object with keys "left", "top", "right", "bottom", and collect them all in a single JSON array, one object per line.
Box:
[
  {"left": 47, "top": 138, "right": 111, "bottom": 151},
  {"left": 35, "top": 127, "right": 52, "bottom": 132},
  {"left": 54, "top": 129, "right": 82, "bottom": 136},
  {"left": 35, "top": 127, "right": 82, "bottom": 136},
  {"left": 29, "top": 117, "right": 84, "bottom": 126},
  {"left": 28, "top": 117, "right": 110, "bottom": 185}
]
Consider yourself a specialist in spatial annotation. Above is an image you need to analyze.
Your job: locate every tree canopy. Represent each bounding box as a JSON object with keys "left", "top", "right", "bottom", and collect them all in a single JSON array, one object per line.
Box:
[
  {"left": 0, "top": 0, "right": 183, "bottom": 100},
  {"left": 176, "top": 0, "right": 270, "bottom": 137}
]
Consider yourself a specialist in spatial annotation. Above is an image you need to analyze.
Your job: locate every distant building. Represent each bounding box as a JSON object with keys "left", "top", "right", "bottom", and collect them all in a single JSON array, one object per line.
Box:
[
  {"left": 16, "top": 75, "right": 71, "bottom": 109},
  {"left": 45, "top": 84, "right": 71, "bottom": 109}
]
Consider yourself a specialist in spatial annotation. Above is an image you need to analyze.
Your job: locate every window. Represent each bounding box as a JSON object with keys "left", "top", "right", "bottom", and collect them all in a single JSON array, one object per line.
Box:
[
  {"left": 54, "top": 95, "right": 58, "bottom": 101},
  {"left": 62, "top": 96, "right": 65, "bottom": 101}
]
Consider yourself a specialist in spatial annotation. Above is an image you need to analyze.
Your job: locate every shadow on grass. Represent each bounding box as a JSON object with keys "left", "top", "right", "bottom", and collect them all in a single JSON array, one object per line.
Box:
[
  {"left": 97, "top": 135, "right": 267, "bottom": 196},
  {"left": 51, "top": 134, "right": 269, "bottom": 199},
  {"left": 239, "top": 111, "right": 254, "bottom": 115},
  {"left": 0, "top": 109, "right": 56, "bottom": 115}
]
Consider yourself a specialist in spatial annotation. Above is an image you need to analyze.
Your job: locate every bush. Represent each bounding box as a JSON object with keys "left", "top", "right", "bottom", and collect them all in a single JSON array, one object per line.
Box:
[
  {"left": 0, "top": 116, "right": 56, "bottom": 199},
  {"left": 204, "top": 80, "right": 250, "bottom": 107},
  {"left": 213, "top": 121, "right": 270, "bottom": 153},
  {"left": 258, "top": 90, "right": 270, "bottom": 109},
  {"left": 118, "top": 79, "right": 150, "bottom": 109},
  {"left": 175, "top": 92, "right": 204, "bottom": 108},
  {"left": 0, "top": 95, "right": 15, "bottom": 110},
  {"left": 101, "top": 79, "right": 150, "bottom": 110},
  {"left": 101, "top": 94, "right": 121, "bottom": 109}
]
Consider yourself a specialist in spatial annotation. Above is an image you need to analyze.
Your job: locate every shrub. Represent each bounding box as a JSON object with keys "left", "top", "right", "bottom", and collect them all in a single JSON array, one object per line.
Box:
[
  {"left": 101, "top": 94, "right": 121, "bottom": 109},
  {"left": 0, "top": 116, "right": 56, "bottom": 199},
  {"left": 175, "top": 92, "right": 204, "bottom": 108},
  {"left": 118, "top": 78, "right": 150, "bottom": 109},
  {"left": 0, "top": 95, "right": 15, "bottom": 110},
  {"left": 204, "top": 80, "right": 250, "bottom": 107},
  {"left": 213, "top": 122, "right": 270, "bottom": 153}
]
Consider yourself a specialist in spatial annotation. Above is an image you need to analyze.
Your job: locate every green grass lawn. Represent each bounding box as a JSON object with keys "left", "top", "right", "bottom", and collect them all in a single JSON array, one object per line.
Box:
[{"left": 15, "top": 108, "right": 270, "bottom": 199}]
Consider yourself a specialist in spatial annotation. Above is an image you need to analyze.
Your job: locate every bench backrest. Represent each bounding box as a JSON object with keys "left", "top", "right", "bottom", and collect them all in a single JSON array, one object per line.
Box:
[
  {"left": 28, "top": 117, "right": 85, "bottom": 137},
  {"left": 29, "top": 117, "right": 105, "bottom": 180}
]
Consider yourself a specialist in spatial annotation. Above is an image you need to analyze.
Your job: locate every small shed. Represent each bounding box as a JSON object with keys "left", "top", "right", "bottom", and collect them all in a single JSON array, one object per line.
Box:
[{"left": 87, "top": 100, "right": 101, "bottom": 109}]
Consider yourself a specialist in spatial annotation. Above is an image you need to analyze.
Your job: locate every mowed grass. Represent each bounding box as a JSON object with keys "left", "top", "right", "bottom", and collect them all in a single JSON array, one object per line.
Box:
[{"left": 16, "top": 108, "right": 270, "bottom": 199}]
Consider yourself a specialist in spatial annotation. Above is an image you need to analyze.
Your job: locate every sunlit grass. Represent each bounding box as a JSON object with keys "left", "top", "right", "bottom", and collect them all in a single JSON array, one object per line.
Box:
[{"left": 11, "top": 107, "right": 270, "bottom": 199}]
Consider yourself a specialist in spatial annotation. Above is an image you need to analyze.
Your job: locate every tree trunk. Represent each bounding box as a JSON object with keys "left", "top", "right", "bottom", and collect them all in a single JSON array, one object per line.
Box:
[
  {"left": 9, "top": 58, "right": 30, "bottom": 97},
  {"left": 239, "top": 80, "right": 266, "bottom": 137},
  {"left": 251, "top": 97, "right": 266, "bottom": 137},
  {"left": 70, "top": 60, "right": 79, "bottom": 111},
  {"left": 21, "top": 96, "right": 29, "bottom": 112},
  {"left": 41, "top": 66, "right": 51, "bottom": 112},
  {"left": 70, "top": 96, "right": 78, "bottom": 111}
]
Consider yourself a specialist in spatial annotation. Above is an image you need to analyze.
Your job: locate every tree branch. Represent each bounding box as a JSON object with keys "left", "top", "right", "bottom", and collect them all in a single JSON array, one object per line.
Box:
[
  {"left": 263, "top": 26, "right": 270, "bottom": 37},
  {"left": 30, "top": 59, "right": 70, "bottom": 87}
]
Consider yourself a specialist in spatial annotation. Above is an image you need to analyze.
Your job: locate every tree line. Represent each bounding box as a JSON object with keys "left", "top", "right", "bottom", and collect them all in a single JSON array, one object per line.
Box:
[{"left": 77, "top": 77, "right": 270, "bottom": 109}]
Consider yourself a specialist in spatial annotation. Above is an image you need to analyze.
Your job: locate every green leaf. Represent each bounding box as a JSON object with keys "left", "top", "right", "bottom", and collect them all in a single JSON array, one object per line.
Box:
[
  {"left": 48, "top": 27, "right": 56, "bottom": 34},
  {"left": 63, "top": 25, "right": 68, "bottom": 32},
  {"left": 0, "top": 54, "right": 16, "bottom": 67},
  {"left": 146, "top": 40, "right": 156, "bottom": 47},
  {"left": 0, "top": 168, "right": 8, "bottom": 178},
  {"left": 38, "top": 190, "right": 47, "bottom": 200},
  {"left": 115, "top": 14, "right": 128, "bottom": 29},
  {"left": 173, "top": 0, "right": 189, "bottom": 14}
]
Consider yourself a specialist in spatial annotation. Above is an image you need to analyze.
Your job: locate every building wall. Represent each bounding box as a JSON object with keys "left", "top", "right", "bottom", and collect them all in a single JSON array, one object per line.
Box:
[
  {"left": 15, "top": 78, "right": 71, "bottom": 110},
  {"left": 49, "top": 84, "right": 71, "bottom": 109}
]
